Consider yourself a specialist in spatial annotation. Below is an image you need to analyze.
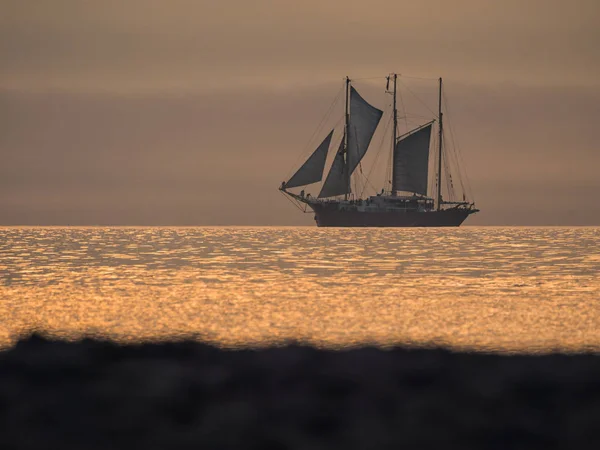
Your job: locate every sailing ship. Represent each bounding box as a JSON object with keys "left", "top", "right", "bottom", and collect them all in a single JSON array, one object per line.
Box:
[{"left": 279, "top": 74, "right": 479, "bottom": 227}]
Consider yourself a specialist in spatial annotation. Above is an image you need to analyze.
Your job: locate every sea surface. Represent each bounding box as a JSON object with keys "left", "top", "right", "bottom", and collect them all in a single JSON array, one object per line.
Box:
[{"left": 0, "top": 227, "right": 599, "bottom": 352}]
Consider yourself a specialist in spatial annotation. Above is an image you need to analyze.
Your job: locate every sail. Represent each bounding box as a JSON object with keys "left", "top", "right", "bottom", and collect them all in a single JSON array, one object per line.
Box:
[
  {"left": 347, "top": 87, "right": 383, "bottom": 174},
  {"left": 392, "top": 124, "right": 432, "bottom": 196},
  {"left": 318, "top": 138, "right": 349, "bottom": 198},
  {"left": 286, "top": 130, "right": 333, "bottom": 188}
]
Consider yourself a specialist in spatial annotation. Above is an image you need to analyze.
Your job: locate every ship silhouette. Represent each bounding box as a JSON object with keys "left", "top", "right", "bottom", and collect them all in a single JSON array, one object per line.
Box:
[{"left": 279, "top": 74, "right": 479, "bottom": 227}]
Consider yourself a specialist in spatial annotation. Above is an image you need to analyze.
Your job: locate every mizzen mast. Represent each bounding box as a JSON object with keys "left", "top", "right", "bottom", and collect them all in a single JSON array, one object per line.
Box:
[
  {"left": 437, "top": 77, "right": 444, "bottom": 211},
  {"left": 389, "top": 73, "right": 398, "bottom": 195}
]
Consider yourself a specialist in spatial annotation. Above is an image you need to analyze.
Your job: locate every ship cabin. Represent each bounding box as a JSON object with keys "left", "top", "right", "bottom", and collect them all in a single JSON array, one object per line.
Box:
[{"left": 368, "top": 194, "right": 435, "bottom": 212}]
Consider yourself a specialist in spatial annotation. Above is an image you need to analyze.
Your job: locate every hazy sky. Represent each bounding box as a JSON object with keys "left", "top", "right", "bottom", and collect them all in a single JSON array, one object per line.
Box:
[{"left": 1, "top": 0, "right": 599, "bottom": 225}]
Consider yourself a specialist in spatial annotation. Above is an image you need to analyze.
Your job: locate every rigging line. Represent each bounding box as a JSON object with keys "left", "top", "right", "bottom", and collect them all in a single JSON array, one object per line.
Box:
[
  {"left": 385, "top": 143, "right": 392, "bottom": 191},
  {"left": 397, "top": 78, "right": 436, "bottom": 117},
  {"left": 442, "top": 90, "right": 465, "bottom": 197},
  {"left": 450, "top": 124, "right": 471, "bottom": 201},
  {"left": 400, "top": 113, "right": 436, "bottom": 120},
  {"left": 351, "top": 76, "right": 387, "bottom": 81},
  {"left": 317, "top": 117, "right": 346, "bottom": 195},
  {"left": 363, "top": 173, "right": 378, "bottom": 196},
  {"left": 438, "top": 92, "right": 462, "bottom": 201},
  {"left": 429, "top": 132, "right": 439, "bottom": 198},
  {"left": 285, "top": 84, "right": 344, "bottom": 180},
  {"left": 356, "top": 160, "right": 367, "bottom": 198},
  {"left": 441, "top": 130, "right": 456, "bottom": 202},
  {"left": 397, "top": 82, "right": 409, "bottom": 131},
  {"left": 362, "top": 113, "right": 388, "bottom": 196},
  {"left": 444, "top": 158, "right": 455, "bottom": 201},
  {"left": 442, "top": 145, "right": 454, "bottom": 201},
  {"left": 360, "top": 112, "right": 392, "bottom": 198},
  {"left": 279, "top": 191, "right": 308, "bottom": 213},
  {"left": 399, "top": 74, "right": 439, "bottom": 81},
  {"left": 396, "top": 120, "right": 436, "bottom": 141},
  {"left": 356, "top": 170, "right": 364, "bottom": 200},
  {"left": 443, "top": 124, "right": 466, "bottom": 200},
  {"left": 392, "top": 86, "right": 409, "bottom": 189},
  {"left": 361, "top": 153, "right": 381, "bottom": 196},
  {"left": 442, "top": 90, "right": 474, "bottom": 201},
  {"left": 351, "top": 167, "right": 359, "bottom": 199},
  {"left": 353, "top": 99, "right": 391, "bottom": 198},
  {"left": 367, "top": 107, "right": 393, "bottom": 189}
]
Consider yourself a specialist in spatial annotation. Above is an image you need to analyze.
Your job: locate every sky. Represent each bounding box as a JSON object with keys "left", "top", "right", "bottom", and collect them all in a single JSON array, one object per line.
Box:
[{"left": 1, "top": 0, "right": 599, "bottom": 225}]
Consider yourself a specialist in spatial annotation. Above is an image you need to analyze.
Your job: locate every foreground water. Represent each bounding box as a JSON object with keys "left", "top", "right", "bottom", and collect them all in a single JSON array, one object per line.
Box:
[{"left": 0, "top": 227, "right": 598, "bottom": 351}]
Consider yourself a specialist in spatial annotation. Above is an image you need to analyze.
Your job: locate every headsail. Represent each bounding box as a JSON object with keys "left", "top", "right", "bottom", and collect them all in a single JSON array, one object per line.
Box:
[
  {"left": 392, "top": 124, "right": 432, "bottom": 196},
  {"left": 347, "top": 87, "right": 383, "bottom": 174},
  {"left": 286, "top": 130, "right": 333, "bottom": 188},
  {"left": 318, "top": 138, "right": 349, "bottom": 198}
]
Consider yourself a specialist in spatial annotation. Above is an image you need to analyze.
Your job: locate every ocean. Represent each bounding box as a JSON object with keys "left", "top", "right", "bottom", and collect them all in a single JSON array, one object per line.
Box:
[{"left": 1, "top": 226, "right": 598, "bottom": 351}]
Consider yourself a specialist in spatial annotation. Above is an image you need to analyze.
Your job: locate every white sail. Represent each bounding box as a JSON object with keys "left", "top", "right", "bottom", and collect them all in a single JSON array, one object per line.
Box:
[
  {"left": 286, "top": 130, "right": 333, "bottom": 188},
  {"left": 347, "top": 87, "right": 383, "bottom": 174},
  {"left": 318, "top": 138, "right": 349, "bottom": 198},
  {"left": 393, "top": 124, "right": 432, "bottom": 196}
]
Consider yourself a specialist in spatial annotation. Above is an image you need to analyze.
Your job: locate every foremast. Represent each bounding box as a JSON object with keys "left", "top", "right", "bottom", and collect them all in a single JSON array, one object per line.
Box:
[{"left": 344, "top": 76, "right": 351, "bottom": 200}]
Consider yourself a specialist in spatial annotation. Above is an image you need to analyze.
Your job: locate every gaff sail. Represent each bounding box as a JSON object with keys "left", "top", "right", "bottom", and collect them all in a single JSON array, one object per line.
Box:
[{"left": 392, "top": 124, "right": 432, "bottom": 196}]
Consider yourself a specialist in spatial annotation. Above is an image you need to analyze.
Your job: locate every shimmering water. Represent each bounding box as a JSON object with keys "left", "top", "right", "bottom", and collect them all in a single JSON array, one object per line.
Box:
[{"left": 0, "top": 227, "right": 599, "bottom": 351}]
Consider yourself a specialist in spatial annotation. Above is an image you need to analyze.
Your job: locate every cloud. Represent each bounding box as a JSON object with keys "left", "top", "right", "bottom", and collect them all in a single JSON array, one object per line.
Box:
[
  {"left": 1, "top": 0, "right": 598, "bottom": 92},
  {"left": 0, "top": 0, "right": 598, "bottom": 224}
]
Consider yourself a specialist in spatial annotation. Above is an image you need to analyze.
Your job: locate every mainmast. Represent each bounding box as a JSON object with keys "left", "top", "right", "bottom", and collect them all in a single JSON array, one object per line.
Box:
[
  {"left": 437, "top": 77, "right": 443, "bottom": 211},
  {"left": 390, "top": 73, "right": 398, "bottom": 195},
  {"left": 344, "top": 76, "right": 350, "bottom": 200}
]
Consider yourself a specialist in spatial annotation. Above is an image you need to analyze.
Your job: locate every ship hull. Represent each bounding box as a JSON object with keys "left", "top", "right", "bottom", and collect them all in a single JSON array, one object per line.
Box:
[{"left": 310, "top": 205, "right": 474, "bottom": 227}]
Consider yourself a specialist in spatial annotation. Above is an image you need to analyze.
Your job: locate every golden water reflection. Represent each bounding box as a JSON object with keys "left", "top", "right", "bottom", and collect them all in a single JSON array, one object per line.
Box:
[{"left": 1, "top": 227, "right": 599, "bottom": 352}]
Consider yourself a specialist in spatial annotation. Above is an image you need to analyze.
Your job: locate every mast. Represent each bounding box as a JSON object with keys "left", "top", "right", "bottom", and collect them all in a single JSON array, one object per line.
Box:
[
  {"left": 437, "top": 77, "right": 443, "bottom": 211},
  {"left": 390, "top": 73, "right": 398, "bottom": 195},
  {"left": 344, "top": 76, "right": 350, "bottom": 200}
]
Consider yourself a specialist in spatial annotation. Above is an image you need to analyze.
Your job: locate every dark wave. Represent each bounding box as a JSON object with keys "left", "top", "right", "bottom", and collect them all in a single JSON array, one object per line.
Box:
[{"left": 1, "top": 335, "right": 599, "bottom": 449}]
